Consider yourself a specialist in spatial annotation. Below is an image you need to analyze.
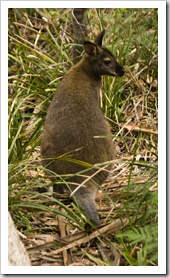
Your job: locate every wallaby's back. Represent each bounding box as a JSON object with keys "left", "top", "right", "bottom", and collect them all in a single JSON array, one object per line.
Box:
[{"left": 41, "top": 30, "right": 124, "bottom": 226}]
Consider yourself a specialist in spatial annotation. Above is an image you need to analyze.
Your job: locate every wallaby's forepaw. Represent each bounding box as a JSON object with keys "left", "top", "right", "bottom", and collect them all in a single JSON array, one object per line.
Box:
[{"left": 36, "top": 186, "right": 48, "bottom": 193}]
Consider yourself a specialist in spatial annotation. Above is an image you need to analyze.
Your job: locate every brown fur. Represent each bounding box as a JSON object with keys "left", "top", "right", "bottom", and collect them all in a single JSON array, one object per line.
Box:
[{"left": 41, "top": 30, "right": 124, "bottom": 226}]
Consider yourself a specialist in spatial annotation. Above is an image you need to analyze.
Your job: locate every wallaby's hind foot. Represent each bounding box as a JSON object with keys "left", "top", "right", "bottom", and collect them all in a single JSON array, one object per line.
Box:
[{"left": 53, "top": 184, "right": 64, "bottom": 194}]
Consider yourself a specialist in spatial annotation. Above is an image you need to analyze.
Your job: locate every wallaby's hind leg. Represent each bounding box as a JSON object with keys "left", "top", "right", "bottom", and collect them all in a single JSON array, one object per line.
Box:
[{"left": 73, "top": 183, "right": 101, "bottom": 227}]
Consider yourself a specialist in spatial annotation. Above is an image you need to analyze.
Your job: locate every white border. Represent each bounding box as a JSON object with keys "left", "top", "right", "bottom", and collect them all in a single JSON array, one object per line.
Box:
[
  {"left": 1, "top": 1, "right": 166, "bottom": 275},
  {"left": 1, "top": 1, "right": 164, "bottom": 9}
]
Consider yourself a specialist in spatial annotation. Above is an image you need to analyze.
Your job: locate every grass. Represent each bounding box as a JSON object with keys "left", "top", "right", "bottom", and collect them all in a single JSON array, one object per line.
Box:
[{"left": 8, "top": 8, "right": 158, "bottom": 266}]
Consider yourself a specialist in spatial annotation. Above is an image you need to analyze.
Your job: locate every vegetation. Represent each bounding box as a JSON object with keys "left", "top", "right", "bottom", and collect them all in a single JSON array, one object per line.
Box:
[{"left": 8, "top": 8, "right": 158, "bottom": 266}]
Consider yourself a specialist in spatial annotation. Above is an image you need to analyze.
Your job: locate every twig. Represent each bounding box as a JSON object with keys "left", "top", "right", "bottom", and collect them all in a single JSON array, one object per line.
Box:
[
  {"left": 119, "top": 122, "right": 158, "bottom": 135},
  {"left": 50, "top": 217, "right": 129, "bottom": 255},
  {"left": 58, "top": 210, "right": 68, "bottom": 265}
]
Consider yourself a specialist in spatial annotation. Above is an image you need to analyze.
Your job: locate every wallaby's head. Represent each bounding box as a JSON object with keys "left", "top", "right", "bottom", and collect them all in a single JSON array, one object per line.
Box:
[{"left": 83, "top": 30, "right": 124, "bottom": 77}]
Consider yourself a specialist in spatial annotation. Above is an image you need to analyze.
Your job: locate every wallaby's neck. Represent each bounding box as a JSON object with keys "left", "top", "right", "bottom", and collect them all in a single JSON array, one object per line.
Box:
[{"left": 74, "top": 55, "right": 102, "bottom": 83}]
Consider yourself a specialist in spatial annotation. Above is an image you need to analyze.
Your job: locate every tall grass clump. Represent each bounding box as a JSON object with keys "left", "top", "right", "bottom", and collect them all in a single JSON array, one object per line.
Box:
[{"left": 8, "top": 8, "right": 158, "bottom": 266}]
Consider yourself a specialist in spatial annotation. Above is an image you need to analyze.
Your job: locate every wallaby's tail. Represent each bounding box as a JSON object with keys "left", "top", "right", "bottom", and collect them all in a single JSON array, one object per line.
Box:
[{"left": 72, "top": 182, "right": 101, "bottom": 226}]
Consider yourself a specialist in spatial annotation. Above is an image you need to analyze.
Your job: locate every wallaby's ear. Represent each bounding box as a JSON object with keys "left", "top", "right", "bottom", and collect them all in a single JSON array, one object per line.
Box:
[
  {"left": 83, "top": 41, "right": 98, "bottom": 56},
  {"left": 95, "top": 30, "right": 105, "bottom": 46}
]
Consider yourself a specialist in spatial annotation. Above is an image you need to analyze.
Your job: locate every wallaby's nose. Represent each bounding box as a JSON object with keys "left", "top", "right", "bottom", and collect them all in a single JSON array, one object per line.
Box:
[
  {"left": 115, "top": 64, "right": 125, "bottom": 77},
  {"left": 119, "top": 66, "right": 125, "bottom": 77}
]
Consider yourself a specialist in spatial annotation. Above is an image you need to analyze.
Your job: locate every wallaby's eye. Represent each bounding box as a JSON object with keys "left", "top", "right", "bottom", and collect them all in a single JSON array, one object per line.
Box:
[{"left": 103, "top": 58, "right": 111, "bottom": 65}]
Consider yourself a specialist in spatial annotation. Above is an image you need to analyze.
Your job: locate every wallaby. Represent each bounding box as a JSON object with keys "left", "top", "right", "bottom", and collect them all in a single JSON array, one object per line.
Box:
[{"left": 41, "top": 30, "right": 124, "bottom": 227}]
